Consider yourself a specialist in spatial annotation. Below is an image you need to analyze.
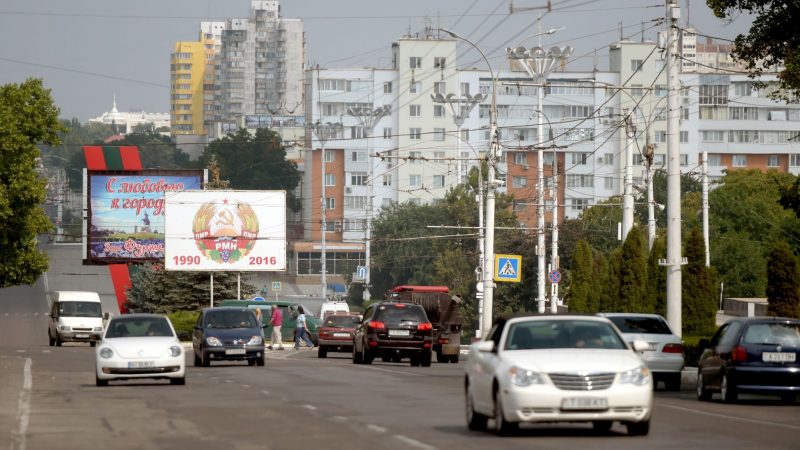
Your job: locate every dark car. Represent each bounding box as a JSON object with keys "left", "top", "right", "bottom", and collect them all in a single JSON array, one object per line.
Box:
[
  {"left": 352, "top": 302, "right": 433, "bottom": 367},
  {"left": 697, "top": 316, "right": 800, "bottom": 403},
  {"left": 317, "top": 312, "right": 362, "bottom": 358},
  {"left": 192, "top": 307, "right": 266, "bottom": 367}
]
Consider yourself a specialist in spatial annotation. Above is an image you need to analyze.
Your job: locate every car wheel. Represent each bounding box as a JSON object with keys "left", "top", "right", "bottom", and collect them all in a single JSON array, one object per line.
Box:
[
  {"left": 450, "top": 353, "right": 460, "bottom": 364},
  {"left": 381, "top": 355, "right": 392, "bottom": 362},
  {"left": 391, "top": 354, "right": 402, "bottom": 363},
  {"left": 664, "top": 372, "right": 681, "bottom": 391},
  {"left": 720, "top": 373, "right": 738, "bottom": 403},
  {"left": 494, "top": 392, "right": 518, "bottom": 436},
  {"left": 421, "top": 350, "right": 432, "bottom": 367},
  {"left": 363, "top": 348, "right": 373, "bottom": 365},
  {"left": 201, "top": 351, "right": 210, "bottom": 367},
  {"left": 466, "top": 385, "right": 488, "bottom": 431},
  {"left": 170, "top": 377, "right": 186, "bottom": 386},
  {"left": 318, "top": 346, "right": 327, "bottom": 358},
  {"left": 90, "top": 341, "right": 96, "bottom": 348},
  {"left": 95, "top": 376, "right": 108, "bottom": 387},
  {"left": 696, "top": 371, "right": 712, "bottom": 401},
  {"left": 256, "top": 356, "right": 265, "bottom": 367},
  {"left": 592, "top": 421, "right": 613, "bottom": 433},
  {"left": 436, "top": 351, "right": 448, "bottom": 363},
  {"left": 626, "top": 420, "right": 650, "bottom": 436},
  {"left": 248, "top": 359, "right": 256, "bottom": 366},
  {"left": 780, "top": 393, "right": 796, "bottom": 404},
  {"left": 352, "top": 345, "right": 363, "bottom": 364},
  {"left": 409, "top": 354, "right": 421, "bottom": 367},
  {"left": 193, "top": 353, "right": 201, "bottom": 367},
  {"left": 48, "top": 332, "right": 55, "bottom": 347},
  {"left": 55, "top": 334, "right": 62, "bottom": 347}
]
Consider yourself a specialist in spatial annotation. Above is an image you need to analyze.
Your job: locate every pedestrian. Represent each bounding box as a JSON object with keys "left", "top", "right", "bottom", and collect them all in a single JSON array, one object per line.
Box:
[
  {"left": 294, "top": 305, "right": 314, "bottom": 350},
  {"left": 267, "top": 306, "right": 284, "bottom": 350}
]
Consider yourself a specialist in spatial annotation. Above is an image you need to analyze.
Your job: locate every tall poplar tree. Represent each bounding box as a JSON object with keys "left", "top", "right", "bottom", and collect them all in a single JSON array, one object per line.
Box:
[
  {"left": 766, "top": 241, "right": 800, "bottom": 318},
  {"left": 682, "top": 226, "right": 717, "bottom": 335}
]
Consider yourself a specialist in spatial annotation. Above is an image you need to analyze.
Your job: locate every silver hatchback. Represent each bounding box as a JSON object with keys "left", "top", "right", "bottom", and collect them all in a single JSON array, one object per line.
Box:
[{"left": 599, "top": 313, "right": 685, "bottom": 391}]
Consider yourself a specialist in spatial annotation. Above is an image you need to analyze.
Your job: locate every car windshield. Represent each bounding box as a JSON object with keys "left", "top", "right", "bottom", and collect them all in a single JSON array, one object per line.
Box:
[
  {"left": 59, "top": 301, "right": 102, "bottom": 318},
  {"left": 106, "top": 317, "right": 173, "bottom": 338},
  {"left": 323, "top": 316, "right": 359, "bottom": 328},
  {"left": 376, "top": 304, "right": 427, "bottom": 324},
  {"left": 607, "top": 316, "right": 672, "bottom": 334},
  {"left": 206, "top": 310, "right": 258, "bottom": 329},
  {"left": 743, "top": 323, "right": 800, "bottom": 346},
  {"left": 505, "top": 319, "right": 627, "bottom": 350}
]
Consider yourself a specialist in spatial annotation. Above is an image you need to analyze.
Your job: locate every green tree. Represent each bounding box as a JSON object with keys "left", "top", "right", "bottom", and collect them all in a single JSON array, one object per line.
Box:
[
  {"left": 108, "top": 132, "right": 191, "bottom": 169},
  {"left": 618, "top": 225, "right": 649, "bottom": 312},
  {"left": 200, "top": 128, "right": 302, "bottom": 211},
  {"left": 0, "top": 79, "right": 64, "bottom": 287},
  {"left": 707, "top": 0, "right": 800, "bottom": 103},
  {"left": 766, "top": 240, "right": 800, "bottom": 318},
  {"left": 682, "top": 226, "right": 718, "bottom": 335},
  {"left": 565, "top": 239, "right": 593, "bottom": 312},
  {"left": 599, "top": 247, "right": 623, "bottom": 312}
]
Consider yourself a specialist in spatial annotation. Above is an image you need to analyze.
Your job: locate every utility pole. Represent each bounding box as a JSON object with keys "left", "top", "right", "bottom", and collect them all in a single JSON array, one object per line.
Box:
[
  {"left": 622, "top": 112, "right": 636, "bottom": 241},
  {"left": 663, "top": 0, "right": 685, "bottom": 336},
  {"left": 550, "top": 145, "right": 559, "bottom": 313},
  {"left": 312, "top": 121, "right": 343, "bottom": 302},
  {"left": 702, "top": 151, "right": 710, "bottom": 267},
  {"left": 645, "top": 138, "right": 656, "bottom": 250}
]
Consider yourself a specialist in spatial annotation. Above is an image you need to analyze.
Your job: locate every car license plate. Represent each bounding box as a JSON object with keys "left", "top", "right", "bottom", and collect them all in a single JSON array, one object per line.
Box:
[
  {"left": 225, "top": 349, "right": 247, "bottom": 355},
  {"left": 333, "top": 332, "right": 350, "bottom": 338},
  {"left": 647, "top": 342, "right": 658, "bottom": 351},
  {"left": 763, "top": 352, "right": 796, "bottom": 362},
  {"left": 128, "top": 361, "right": 154, "bottom": 368},
  {"left": 561, "top": 397, "right": 608, "bottom": 410},
  {"left": 388, "top": 329, "right": 410, "bottom": 337},
  {"left": 75, "top": 334, "right": 90, "bottom": 339}
]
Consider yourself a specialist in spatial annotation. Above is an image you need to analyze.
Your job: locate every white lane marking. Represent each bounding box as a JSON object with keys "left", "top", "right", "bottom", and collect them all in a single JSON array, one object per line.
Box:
[
  {"left": 16, "top": 350, "right": 26, "bottom": 353},
  {"left": 360, "top": 365, "right": 425, "bottom": 377},
  {"left": 393, "top": 435, "right": 437, "bottom": 450},
  {"left": 41, "top": 350, "right": 51, "bottom": 354},
  {"left": 33, "top": 313, "right": 38, "bottom": 317},
  {"left": 302, "top": 404, "right": 317, "bottom": 411},
  {"left": 332, "top": 415, "right": 348, "bottom": 422},
  {"left": 12, "top": 357, "right": 33, "bottom": 450},
  {"left": 261, "top": 390, "right": 270, "bottom": 395},
  {"left": 224, "top": 379, "right": 233, "bottom": 383},
  {"left": 660, "top": 402, "right": 800, "bottom": 431},
  {"left": 366, "top": 424, "right": 387, "bottom": 433}
]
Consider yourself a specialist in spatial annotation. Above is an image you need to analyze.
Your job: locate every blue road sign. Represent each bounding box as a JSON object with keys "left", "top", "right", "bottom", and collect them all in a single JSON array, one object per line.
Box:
[
  {"left": 494, "top": 254, "right": 522, "bottom": 283},
  {"left": 548, "top": 270, "right": 562, "bottom": 284}
]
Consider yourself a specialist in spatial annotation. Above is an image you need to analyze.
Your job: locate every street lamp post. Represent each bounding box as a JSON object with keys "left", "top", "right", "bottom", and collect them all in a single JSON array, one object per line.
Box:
[
  {"left": 345, "top": 105, "right": 392, "bottom": 302},
  {"left": 312, "top": 121, "right": 343, "bottom": 302},
  {"left": 430, "top": 92, "right": 485, "bottom": 186},
  {"left": 507, "top": 43, "right": 572, "bottom": 314}
]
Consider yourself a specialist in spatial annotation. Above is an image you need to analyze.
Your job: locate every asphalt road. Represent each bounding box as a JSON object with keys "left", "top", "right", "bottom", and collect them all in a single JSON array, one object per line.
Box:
[{"left": 1, "top": 247, "right": 799, "bottom": 449}]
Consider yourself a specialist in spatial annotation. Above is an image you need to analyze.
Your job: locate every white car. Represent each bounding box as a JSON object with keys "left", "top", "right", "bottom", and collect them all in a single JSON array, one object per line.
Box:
[
  {"left": 95, "top": 314, "right": 186, "bottom": 386},
  {"left": 465, "top": 315, "right": 653, "bottom": 436}
]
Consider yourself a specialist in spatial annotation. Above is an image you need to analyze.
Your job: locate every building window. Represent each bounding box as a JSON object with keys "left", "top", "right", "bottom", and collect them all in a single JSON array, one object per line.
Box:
[
  {"left": 409, "top": 151, "right": 421, "bottom": 164},
  {"left": 324, "top": 173, "right": 335, "bottom": 187},
  {"left": 732, "top": 154, "right": 747, "bottom": 167},
  {"left": 512, "top": 176, "right": 528, "bottom": 188},
  {"left": 383, "top": 127, "right": 392, "bottom": 139},
  {"left": 461, "top": 129, "right": 470, "bottom": 141},
  {"left": 570, "top": 198, "right": 591, "bottom": 211},
  {"left": 409, "top": 174, "right": 422, "bottom": 186},
  {"left": 654, "top": 131, "right": 667, "bottom": 143},
  {"left": 707, "top": 154, "right": 721, "bottom": 166},
  {"left": 433, "top": 105, "right": 445, "bottom": 117},
  {"left": 680, "top": 154, "right": 689, "bottom": 166},
  {"left": 383, "top": 82, "right": 392, "bottom": 94},
  {"left": 434, "top": 57, "right": 446, "bottom": 69},
  {"left": 325, "top": 197, "right": 335, "bottom": 210},
  {"left": 409, "top": 104, "right": 421, "bottom": 117},
  {"left": 604, "top": 177, "right": 614, "bottom": 190},
  {"left": 768, "top": 155, "right": 779, "bottom": 167},
  {"left": 410, "top": 57, "right": 421, "bottom": 69},
  {"left": 701, "top": 130, "right": 725, "bottom": 142},
  {"left": 324, "top": 150, "right": 335, "bottom": 163},
  {"left": 729, "top": 107, "right": 759, "bottom": 120},
  {"left": 433, "top": 175, "right": 445, "bottom": 188},
  {"left": 351, "top": 173, "right": 368, "bottom": 186},
  {"left": 699, "top": 85, "right": 728, "bottom": 105},
  {"left": 630, "top": 59, "right": 643, "bottom": 72},
  {"left": 566, "top": 174, "right": 594, "bottom": 188},
  {"left": 350, "top": 127, "right": 367, "bottom": 139},
  {"left": 351, "top": 151, "right": 367, "bottom": 162},
  {"left": 460, "top": 82, "right": 470, "bottom": 96},
  {"left": 631, "top": 84, "right": 644, "bottom": 97},
  {"left": 603, "top": 153, "right": 614, "bottom": 165},
  {"left": 570, "top": 152, "right": 589, "bottom": 165},
  {"left": 434, "top": 151, "right": 445, "bottom": 160},
  {"left": 699, "top": 106, "right": 728, "bottom": 120},
  {"left": 434, "top": 81, "right": 446, "bottom": 94},
  {"left": 344, "top": 196, "right": 368, "bottom": 209},
  {"left": 410, "top": 82, "right": 421, "bottom": 93},
  {"left": 791, "top": 154, "right": 800, "bottom": 166},
  {"left": 433, "top": 128, "right": 445, "bottom": 141},
  {"left": 383, "top": 174, "right": 392, "bottom": 186},
  {"left": 680, "top": 131, "right": 689, "bottom": 143},
  {"left": 514, "top": 153, "right": 527, "bottom": 165},
  {"left": 409, "top": 128, "right": 421, "bottom": 140}
]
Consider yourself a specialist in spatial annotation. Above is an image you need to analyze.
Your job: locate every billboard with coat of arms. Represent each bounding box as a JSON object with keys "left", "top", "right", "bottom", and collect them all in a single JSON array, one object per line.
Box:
[{"left": 164, "top": 190, "right": 286, "bottom": 271}]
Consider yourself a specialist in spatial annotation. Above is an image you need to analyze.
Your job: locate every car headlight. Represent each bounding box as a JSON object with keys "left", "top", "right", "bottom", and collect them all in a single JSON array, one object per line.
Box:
[
  {"left": 99, "top": 347, "right": 113, "bottom": 359},
  {"left": 247, "top": 336, "right": 263, "bottom": 346},
  {"left": 93, "top": 327, "right": 103, "bottom": 332},
  {"left": 510, "top": 366, "right": 545, "bottom": 387},
  {"left": 205, "top": 336, "right": 223, "bottom": 346},
  {"left": 618, "top": 366, "right": 651, "bottom": 386},
  {"left": 169, "top": 345, "right": 182, "bottom": 357},
  {"left": 59, "top": 325, "right": 71, "bottom": 331}
]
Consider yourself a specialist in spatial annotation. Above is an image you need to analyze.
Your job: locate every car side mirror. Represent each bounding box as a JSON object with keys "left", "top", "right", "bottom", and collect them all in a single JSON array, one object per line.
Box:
[
  {"left": 103, "top": 312, "right": 110, "bottom": 320},
  {"left": 476, "top": 340, "right": 495, "bottom": 353},
  {"left": 632, "top": 340, "right": 649, "bottom": 352},
  {"left": 699, "top": 338, "right": 710, "bottom": 349}
]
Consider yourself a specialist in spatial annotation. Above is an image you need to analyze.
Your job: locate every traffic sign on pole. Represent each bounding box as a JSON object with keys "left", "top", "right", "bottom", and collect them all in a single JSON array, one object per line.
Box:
[{"left": 548, "top": 270, "right": 562, "bottom": 284}]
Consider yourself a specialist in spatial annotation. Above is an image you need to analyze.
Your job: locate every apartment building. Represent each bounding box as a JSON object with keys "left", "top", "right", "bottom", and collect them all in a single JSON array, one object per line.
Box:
[{"left": 169, "top": 41, "right": 206, "bottom": 136}]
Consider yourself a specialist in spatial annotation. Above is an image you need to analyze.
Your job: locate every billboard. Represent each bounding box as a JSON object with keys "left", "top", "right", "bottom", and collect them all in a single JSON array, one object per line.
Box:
[
  {"left": 86, "top": 170, "right": 203, "bottom": 264},
  {"left": 164, "top": 190, "right": 286, "bottom": 271}
]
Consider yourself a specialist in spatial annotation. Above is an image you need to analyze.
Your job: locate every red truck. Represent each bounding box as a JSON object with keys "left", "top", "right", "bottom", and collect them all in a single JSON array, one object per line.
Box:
[{"left": 385, "top": 285, "right": 463, "bottom": 363}]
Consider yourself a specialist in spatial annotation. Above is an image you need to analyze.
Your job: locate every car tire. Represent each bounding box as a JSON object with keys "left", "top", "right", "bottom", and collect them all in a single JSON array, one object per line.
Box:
[
  {"left": 193, "top": 353, "right": 201, "bottom": 367},
  {"left": 248, "top": 359, "right": 256, "bottom": 366},
  {"left": 256, "top": 356, "right": 265, "bottom": 366},
  {"left": 48, "top": 332, "right": 55, "bottom": 347},
  {"left": 352, "top": 345, "right": 363, "bottom": 364},
  {"left": 664, "top": 372, "right": 681, "bottom": 391},
  {"left": 626, "top": 420, "right": 650, "bottom": 436},
  {"left": 494, "top": 392, "right": 518, "bottom": 436},
  {"left": 466, "top": 385, "right": 488, "bottom": 431},
  {"left": 720, "top": 373, "right": 738, "bottom": 403},
  {"left": 592, "top": 421, "right": 613, "bottom": 433},
  {"left": 363, "top": 349, "right": 373, "bottom": 365},
  {"left": 436, "top": 351, "right": 448, "bottom": 363},
  {"left": 450, "top": 353, "right": 460, "bottom": 364},
  {"left": 410, "top": 354, "right": 421, "bottom": 367},
  {"left": 696, "top": 371, "right": 712, "bottom": 401},
  {"left": 95, "top": 376, "right": 108, "bottom": 387},
  {"left": 90, "top": 342, "right": 96, "bottom": 348},
  {"left": 318, "top": 346, "right": 327, "bottom": 358},
  {"left": 201, "top": 351, "right": 210, "bottom": 367},
  {"left": 381, "top": 355, "right": 392, "bottom": 362},
  {"left": 780, "top": 393, "right": 796, "bottom": 404},
  {"left": 421, "top": 350, "right": 432, "bottom": 367},
  {"left": 170, "top": 377, "right": 186, "bottom": 386}
]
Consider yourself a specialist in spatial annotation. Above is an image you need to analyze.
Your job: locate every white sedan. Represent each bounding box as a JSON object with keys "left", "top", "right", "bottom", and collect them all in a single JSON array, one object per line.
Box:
[
  {"left": 465, "top": 315, "right": 653, "bottom": 436},
  {"left": 95, "top": 314, "right": 186, "bottom": 386}
]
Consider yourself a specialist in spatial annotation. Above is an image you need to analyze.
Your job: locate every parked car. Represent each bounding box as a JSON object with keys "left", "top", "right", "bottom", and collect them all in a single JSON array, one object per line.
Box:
[
  {"left": 352, "top": 302, "right": 433, "bottom": 367},
  {"left": 217, "top": 299, "right": 320, "bottom": 345},
  {"left": 598, "top": 313, "right": 685, "bottom": 391},
  {"left": 192, "top": 307, "right": 266, "bottom": 367},
  {"left": 95, "top": 314, "right": 185, "bottom": 386},
  {"left": 317, "top": 312, "right": 361, "bottom": 358},
  {"left": 465, "top": 315, "right": 653, "bottom": 436},
  {"left": 697, "top": 316, "right": 800, "bottom": 403}
]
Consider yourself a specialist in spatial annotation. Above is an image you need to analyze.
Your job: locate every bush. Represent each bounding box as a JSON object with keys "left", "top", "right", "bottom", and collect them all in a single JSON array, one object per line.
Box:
[
  {"left": 682, "top": 334, "right": 709, "bottom": 367},
  {"left": 169, "top": 310, "right": 200, "bottom": 341}
]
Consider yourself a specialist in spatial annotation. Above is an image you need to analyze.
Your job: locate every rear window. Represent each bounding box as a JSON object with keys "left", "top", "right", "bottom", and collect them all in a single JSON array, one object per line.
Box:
[
  {"left": 743, "top": 323, "right": 800, "bottom": 346},
  {"left": 206, "top": 310, "right": 258, "bottom": 329},
  {"left": 608, "top": 316, "right": 673, "bottom": 335},
  {"left": 375, "top": 304, "right": 427, "bottom": 323},
  {"left": 323, "top": 316, "right": 360, "bottom": 327}
]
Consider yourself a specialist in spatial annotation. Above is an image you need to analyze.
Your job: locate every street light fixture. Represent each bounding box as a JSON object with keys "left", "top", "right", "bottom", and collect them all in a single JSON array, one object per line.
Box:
[
  {"left": 430, "top": 92, "right": 485, "bottom": 185},
  {"left": 507, "top": 41, "right": 571, "bottom": 314}
]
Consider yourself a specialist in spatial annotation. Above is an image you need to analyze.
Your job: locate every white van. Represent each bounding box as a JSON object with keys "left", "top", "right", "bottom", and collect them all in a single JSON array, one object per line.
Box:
[
  {"left": 48, "top": 291, "right": 107, "bottom": 347},
  {"left": 319, "top": 301, "right": 350, "bottom": 318}
]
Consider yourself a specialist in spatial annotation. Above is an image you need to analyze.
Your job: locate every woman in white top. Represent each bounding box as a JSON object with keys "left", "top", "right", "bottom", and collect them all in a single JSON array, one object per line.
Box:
[{"left": 294, "top": 306, "right": 314, "bottom": 350}]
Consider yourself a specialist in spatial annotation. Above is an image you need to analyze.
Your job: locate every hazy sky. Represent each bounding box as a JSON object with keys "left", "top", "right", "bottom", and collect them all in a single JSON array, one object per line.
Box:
[{"left": 0, "top": 0, "right": 753, "bottom": 122}]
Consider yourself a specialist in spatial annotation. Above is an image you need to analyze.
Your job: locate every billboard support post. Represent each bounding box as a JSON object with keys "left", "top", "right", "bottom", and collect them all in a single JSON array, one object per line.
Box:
[{"left": 210, "top": 273, "right": 214, "bottom": 308}]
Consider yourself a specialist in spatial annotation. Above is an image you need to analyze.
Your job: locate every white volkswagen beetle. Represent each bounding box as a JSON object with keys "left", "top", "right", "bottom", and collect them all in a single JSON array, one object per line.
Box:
[
  {"left": 95, "top": 314, "right": 186, "bottom": 386},
  {"left": 465, "top": 315, "right": 653, "bottom": 435}
]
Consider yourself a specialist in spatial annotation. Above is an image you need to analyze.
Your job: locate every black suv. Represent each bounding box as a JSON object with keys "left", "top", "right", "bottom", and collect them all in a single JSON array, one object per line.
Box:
[
  {"left": 192, "top": 307, "right": 266, "bottom": 367},
  {"left": 352, "top": 302, "right": 433, "bottom": 367}
]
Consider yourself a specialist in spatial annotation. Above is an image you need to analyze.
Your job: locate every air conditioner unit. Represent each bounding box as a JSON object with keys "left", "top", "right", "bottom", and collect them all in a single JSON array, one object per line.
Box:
[
  {"left": 521, "top": 164, "right": 529, "bottom": 171},
  {"left": 345, "top": 187, "right": 352, "bottom": 194}
]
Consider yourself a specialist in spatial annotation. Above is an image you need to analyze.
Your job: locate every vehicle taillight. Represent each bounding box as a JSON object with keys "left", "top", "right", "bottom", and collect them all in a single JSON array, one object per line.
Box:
[
  {"left": 662, "top": 343, "right": 683, "bottom": 354},
  {"left": 368, "top": 321, "right": 386, "bottom": 330},
  {"left": 418, "top": 322, "right": 432, "bottom": 331},
  {"left": 394, "top": 303, "right": 406, "bottom": 308},
  {"left": 423, "top": 342, "right": 432, "bottom": 349},
  {"left": 732, "top": 345, "right": 747, "bottom": 362},
  {"left": 438, "top": 338, "right": 449, "bottom": 344}
]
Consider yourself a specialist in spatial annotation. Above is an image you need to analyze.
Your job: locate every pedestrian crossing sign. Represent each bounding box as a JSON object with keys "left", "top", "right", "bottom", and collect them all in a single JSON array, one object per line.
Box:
[{"left": 494, "top": 254, "right": 522, "bottom": 283}]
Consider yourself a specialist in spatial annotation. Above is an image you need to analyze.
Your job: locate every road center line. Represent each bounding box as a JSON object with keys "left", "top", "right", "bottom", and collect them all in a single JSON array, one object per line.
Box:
[
  {"left": 393, "top": 435, "right": 437, "bottom": 450},
  {"left": 361, "top": 366, "right": 425, "bottom": 377},
  {"left": 302, "top": 404, "right": 317, "bottom": 411},
  {"left": 659, "top": 402, "right": 800, "bottom": 430},
  {"left": 12, "top": 357, "right": 32, "bottom": 450},
  {"left": 366, "top": 424, "right": 387, "bottom": 433}
]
